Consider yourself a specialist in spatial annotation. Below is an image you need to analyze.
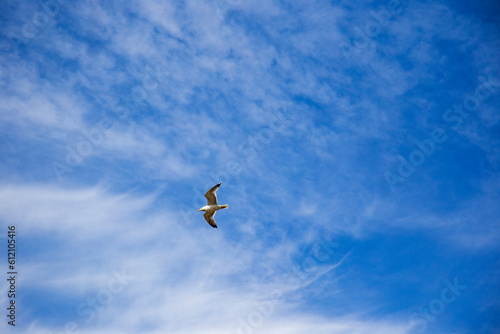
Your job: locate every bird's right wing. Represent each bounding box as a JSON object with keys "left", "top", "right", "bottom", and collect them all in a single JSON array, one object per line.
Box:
[
  {"left": 203, "top": 211, "right": 218, "bottom": 229},
  {"left": 204, "top": 183, "right": 221, "bottom": 206}
]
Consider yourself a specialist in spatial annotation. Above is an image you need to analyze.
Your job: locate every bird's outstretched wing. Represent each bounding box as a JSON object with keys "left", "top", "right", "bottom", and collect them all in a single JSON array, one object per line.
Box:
[
  {"left": 203, "top": 211, "right": 218, "bottom": 229},
  {"left": 204, "top": 183, "right": 221, "bottom": 206}
]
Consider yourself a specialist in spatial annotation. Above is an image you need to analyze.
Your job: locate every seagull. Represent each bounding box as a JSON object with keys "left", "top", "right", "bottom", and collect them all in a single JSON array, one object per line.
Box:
[{"left": 198, "top": 183, "right": 228, "bottom": 229}]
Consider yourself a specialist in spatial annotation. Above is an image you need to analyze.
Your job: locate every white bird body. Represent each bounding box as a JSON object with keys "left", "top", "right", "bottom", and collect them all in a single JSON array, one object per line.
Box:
[
  {"left": 198, "top": 204, "right": 228, "bottom": 212},
  {"left": 198, "top": 183, "right": 228, "bottom": 228}
]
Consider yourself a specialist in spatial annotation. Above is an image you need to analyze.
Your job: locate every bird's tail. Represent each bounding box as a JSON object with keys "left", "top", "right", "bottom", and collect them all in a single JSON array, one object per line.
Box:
[{"left": 220, "top": 205, "right": 229, "bottom": 209}]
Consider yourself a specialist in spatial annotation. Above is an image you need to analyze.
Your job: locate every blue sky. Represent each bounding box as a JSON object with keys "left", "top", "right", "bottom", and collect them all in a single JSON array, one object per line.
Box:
[{"left": 0, "top": 0, "right": 499, "bottom": 333}]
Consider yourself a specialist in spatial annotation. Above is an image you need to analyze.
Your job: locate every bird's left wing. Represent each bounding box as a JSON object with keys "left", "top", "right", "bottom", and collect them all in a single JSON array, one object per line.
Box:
[{"left": 204, "top": 183, "right": 221, "bottom": 206}]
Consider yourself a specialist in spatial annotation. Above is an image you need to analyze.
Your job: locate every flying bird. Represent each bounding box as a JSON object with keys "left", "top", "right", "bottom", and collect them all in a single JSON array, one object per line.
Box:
[{"left": 198, "top": 183, "right": 228, "bottom": 229}]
